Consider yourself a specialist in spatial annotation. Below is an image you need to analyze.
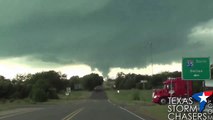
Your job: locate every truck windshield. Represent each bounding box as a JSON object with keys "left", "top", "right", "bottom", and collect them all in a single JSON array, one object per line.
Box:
[{"left": 164, "top": 84, "right": 173, "bottom": 90}]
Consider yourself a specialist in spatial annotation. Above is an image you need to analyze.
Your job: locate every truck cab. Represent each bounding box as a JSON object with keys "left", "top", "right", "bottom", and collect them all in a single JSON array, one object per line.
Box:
[{"left": 152, "top": 77, "right": 192, "bottom": 104}]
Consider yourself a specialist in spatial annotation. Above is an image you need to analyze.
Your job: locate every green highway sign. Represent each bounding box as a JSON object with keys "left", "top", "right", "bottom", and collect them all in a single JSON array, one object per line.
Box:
[{"left": 182, "top": 57, "right": 211, "bottom": 80}]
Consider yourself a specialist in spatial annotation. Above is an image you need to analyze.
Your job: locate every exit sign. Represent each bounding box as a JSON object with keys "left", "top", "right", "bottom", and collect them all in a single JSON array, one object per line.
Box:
[{"left": 182, "top": 57, "right": 211, "bottom": 80}]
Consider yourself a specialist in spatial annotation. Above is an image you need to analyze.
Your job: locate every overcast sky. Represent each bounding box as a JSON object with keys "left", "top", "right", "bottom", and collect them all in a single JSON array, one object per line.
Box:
[{"left": 0, "top": 0, "right": 213, "bottom": 78}]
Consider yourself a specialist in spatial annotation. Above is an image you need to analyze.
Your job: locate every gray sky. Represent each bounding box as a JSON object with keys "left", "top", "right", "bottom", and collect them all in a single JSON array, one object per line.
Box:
[{"left": 0, "top": 0, "right": 213, "bottom": 76}]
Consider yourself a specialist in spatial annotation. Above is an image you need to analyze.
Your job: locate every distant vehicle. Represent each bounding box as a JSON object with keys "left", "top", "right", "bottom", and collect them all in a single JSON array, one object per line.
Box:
[
  {"left": 152, "top": 77, "right": 192, "bottom": 104},
  {"left": 94, "top": 86, "right": 103, "bottom": 92}
]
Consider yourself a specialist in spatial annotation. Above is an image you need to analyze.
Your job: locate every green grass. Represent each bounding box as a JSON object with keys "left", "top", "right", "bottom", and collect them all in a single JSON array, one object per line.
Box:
[
  {"left": 106, "top": 89, "right": 168, "bottom": 120},
  {"left": 106, "top": 89, "right": 153, "bottom": 105},
  {"left": 58, "top": 90, "right": 91, "bottom": 101},
  {"left": 0, "top": 91, "right": 91, "bottom": 111},
  {"left": 0, "top": 98, "right": 35, "bottom": 111}
]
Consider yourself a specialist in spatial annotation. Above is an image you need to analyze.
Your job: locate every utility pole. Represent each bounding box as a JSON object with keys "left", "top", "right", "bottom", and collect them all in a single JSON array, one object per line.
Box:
[{"left": 150, "top": 41, "right": 153, "bottom": 76}]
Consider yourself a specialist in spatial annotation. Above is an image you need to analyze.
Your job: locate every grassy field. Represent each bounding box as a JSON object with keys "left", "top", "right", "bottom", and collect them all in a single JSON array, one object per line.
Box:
[
  {"left": 0, "top": 99, "right": 33, "bottom": 111},
  {"left": 0, "top": 91, "right": 91, "bottom": 111},
  {"left": 106, "top": 89, "right": 168, "bottom": 120},
  {"left": 58, "top": 90, "right": 91, "bottom": 101}
]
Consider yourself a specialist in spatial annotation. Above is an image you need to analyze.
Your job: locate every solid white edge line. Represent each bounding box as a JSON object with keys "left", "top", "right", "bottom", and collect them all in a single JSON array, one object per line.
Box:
[
  {"left": 0, "top": 108, "right": 42, "bottom": 120},
  {"left": 107, "top": 99, "right": 112, "bottom": 104},
  {"left": 107, "top": 99, "right": 116, "bottom": 106},
  {"left": 119, "top": 107, "right": 146, "bottom": 120}
]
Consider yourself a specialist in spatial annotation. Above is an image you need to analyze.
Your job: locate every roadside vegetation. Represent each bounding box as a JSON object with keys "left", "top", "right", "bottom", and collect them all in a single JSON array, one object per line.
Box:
[
  {"left": 0, "top": 91, "right": 91, "bottom": 111},
  {"left": 0, "top": 67, "right": 212, "bottom": 116},
  {"left": 0, "top": 71, "right": 103, "bottom": 103},
  {"left": 2, "top": 68, "right": 212, "bottom": 103}
]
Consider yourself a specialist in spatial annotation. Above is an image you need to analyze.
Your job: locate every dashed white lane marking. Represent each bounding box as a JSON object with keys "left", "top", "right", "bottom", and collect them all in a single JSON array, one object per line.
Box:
[
  {"left": 107, "top": 99, "right": 116, "bottom": 106},
  {"left": 0, "top": 108, "right": 42, "bottom": 119}
]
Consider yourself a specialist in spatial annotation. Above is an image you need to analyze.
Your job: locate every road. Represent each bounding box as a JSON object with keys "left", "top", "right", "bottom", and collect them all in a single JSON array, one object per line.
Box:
[{"left": 0, "top": 91, "right": 149, "bottom": 120}]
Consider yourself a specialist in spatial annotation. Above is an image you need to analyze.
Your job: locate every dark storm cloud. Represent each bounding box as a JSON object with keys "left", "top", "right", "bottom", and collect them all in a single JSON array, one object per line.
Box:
[{"left": 1, "top": 0, "right": 213, "bottom": 75}]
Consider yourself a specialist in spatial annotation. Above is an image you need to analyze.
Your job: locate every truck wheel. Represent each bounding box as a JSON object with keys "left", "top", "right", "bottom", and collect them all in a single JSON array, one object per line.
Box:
[{"left": 159, "top": 98, "right": 167, "bottom": 105}]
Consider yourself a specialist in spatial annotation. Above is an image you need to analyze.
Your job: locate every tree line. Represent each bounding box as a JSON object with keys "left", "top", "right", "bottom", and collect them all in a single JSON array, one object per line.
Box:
[
  {"left": 0, "top": 71, "right": 103, "bottom": 102},
  {"left": 1, "top": 66, "right": 212, "bottom": 102},
  {"left": 111, "top": 71, "right": 181, "bottom": 90},
  {"left": 109, "top": 68, "right": 213, "bottom": 93}
]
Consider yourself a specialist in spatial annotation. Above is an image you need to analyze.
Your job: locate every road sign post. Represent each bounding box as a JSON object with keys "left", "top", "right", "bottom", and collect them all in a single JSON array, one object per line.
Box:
[
  {"left": 65, "top": 87, "right": 71, "bottom": 96},
  {"left": 182, "top": 57, "right": 211, "bottom": 80},
  {"left": 140, "top": 80, "right": 147, "bottom": 90}
]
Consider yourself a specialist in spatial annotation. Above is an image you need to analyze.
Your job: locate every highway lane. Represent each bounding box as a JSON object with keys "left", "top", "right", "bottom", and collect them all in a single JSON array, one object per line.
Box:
[
  {"left": 72, "top": 99, "right": 145, "bottom": 120},
  {"left": 0, "top": 102, "right": 84, "bottom": 120},
  {"left": 0, "top": 91, "right": 149, "bottom": 120}
]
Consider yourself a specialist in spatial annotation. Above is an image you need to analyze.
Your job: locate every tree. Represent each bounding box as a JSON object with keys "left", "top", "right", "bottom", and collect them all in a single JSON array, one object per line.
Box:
[
  {"left": 0, "top": 76, "right": 13, "bottom": 99},
  {"left": 15, "top": 74, "right": 32, "bottom": 81},
  {"left": 113, "top": 71, "right": 182, "bottom": 90},
  {"left": 25, "top": 71, "right": 65, "bottom": 101},
  {"left": 82, "top": 73, "right": 103, "bottom": 91},
  {"left": 11, "top": 79, "right": 30, "bottom": 99},
  {"left": 114, "top": 72, "right": 125, "bottom": 89},
  {"left": 30, "top": 87, "right": 48, "bottom": 102},
  {"left": 150, "top": 71, "right": 181, "bottom": 88},
  {"left": 28, "top": 71, "right": 65, "bottom": 92},
  {"left": 29, "top": 79, "right": 49, "bottom": 102},
  {"left": 0, "top": 71, "right": 67, "bottom": 101},
  {"left": 68, "top": 76, "right": 82, "bottom": 90},
  {"left": 114, "top": 73, "right": 150, "bottom": 89},
  {"left": 124, "top": 74, "right": 139, "bottom": 89}
]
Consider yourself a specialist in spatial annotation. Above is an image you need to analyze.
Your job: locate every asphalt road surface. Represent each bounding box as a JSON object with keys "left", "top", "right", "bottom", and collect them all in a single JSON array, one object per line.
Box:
[{"left": 0, "top": 91, "right": 149, "bottom": 120}]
